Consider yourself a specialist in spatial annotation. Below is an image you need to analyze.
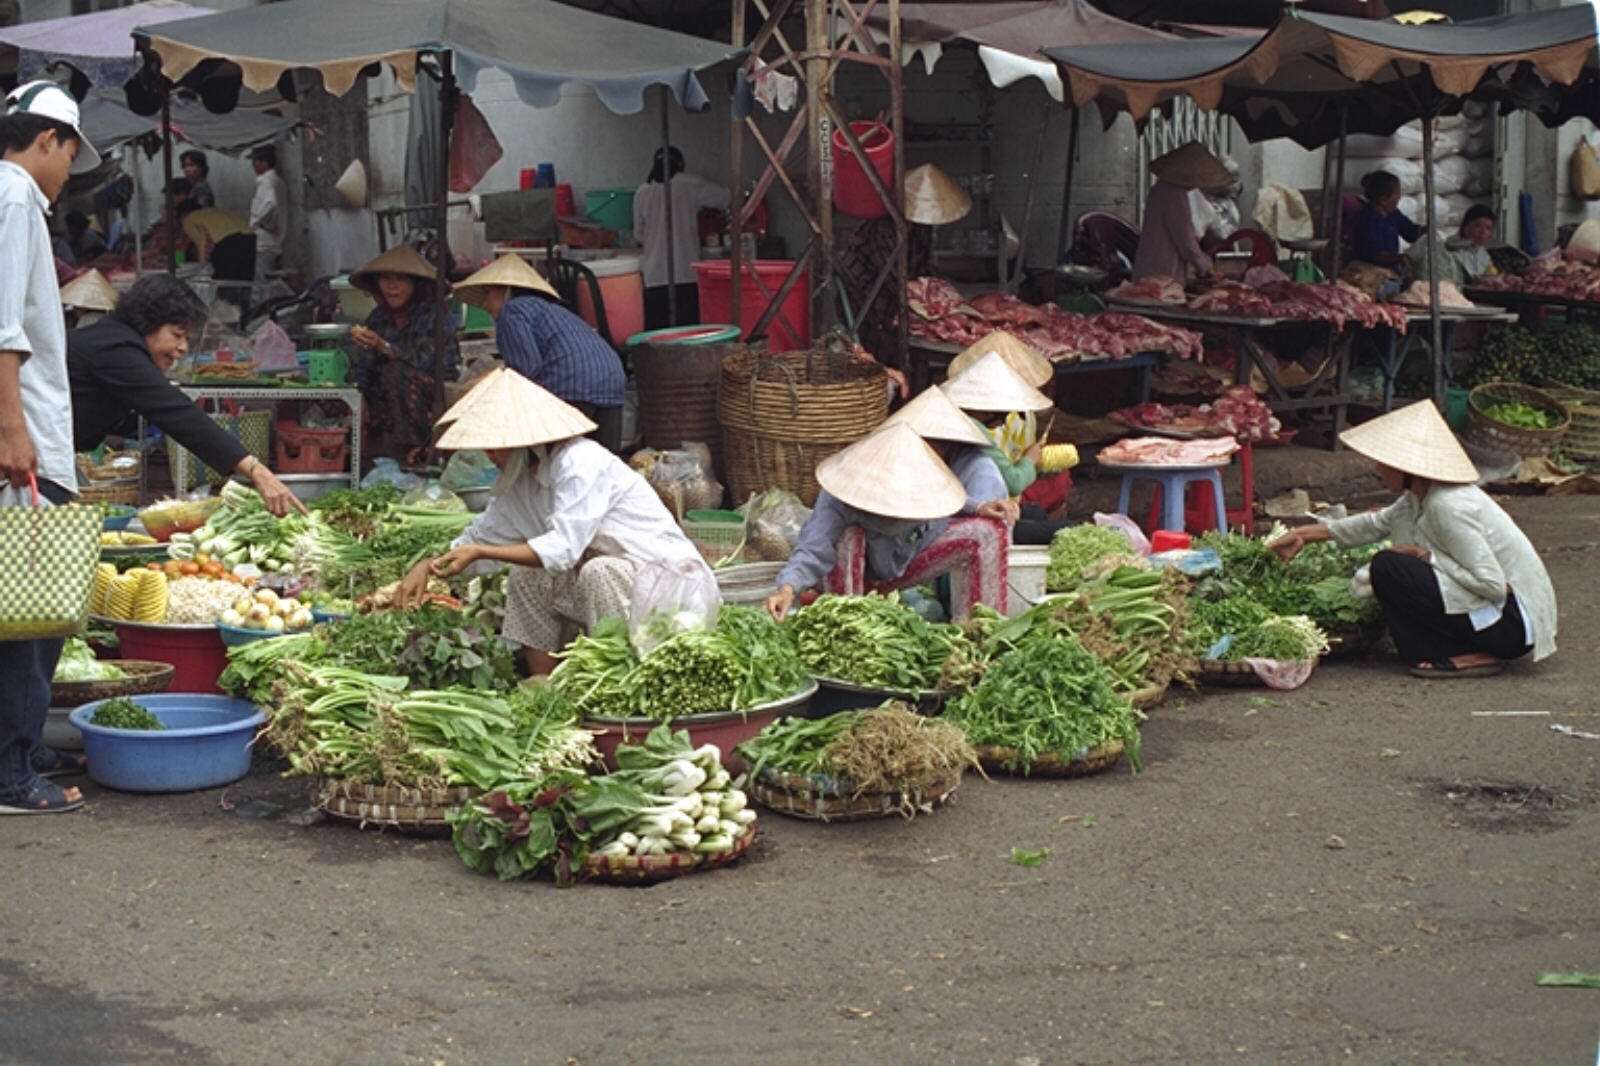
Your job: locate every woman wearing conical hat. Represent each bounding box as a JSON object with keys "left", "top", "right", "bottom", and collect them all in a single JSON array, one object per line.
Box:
[
  {"left": 763, "top": 398, "right": 1013, "bottom": 621},
  {"left": 453, "top": 254, "right": 626, "bottom": 452},
  {"left": 1267, "top": 401, "right": 1556, "bottom": 678},
  {"left": 1132, "top": 142, "right": 1227, "bottom": 284},
  {"left": 395, "top": 369, "right": 710, "bottom": 675},
  {"left": 346, "top": 243, "right": 460, "bottom": 464}
]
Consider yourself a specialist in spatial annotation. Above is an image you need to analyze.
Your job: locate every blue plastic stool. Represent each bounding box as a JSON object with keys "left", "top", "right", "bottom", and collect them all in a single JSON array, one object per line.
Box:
[{"left": 1114, "top": 466, "right": 1227, "bottom": 535}]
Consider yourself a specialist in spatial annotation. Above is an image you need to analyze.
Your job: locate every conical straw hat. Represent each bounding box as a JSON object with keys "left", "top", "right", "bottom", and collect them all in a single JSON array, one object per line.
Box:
[
  {"left": 941, "top": 350, "right": 1053, "bottom": 413},
  {"left": 434, "top": 368, "right": 597, "bottom": 450},
  {"left": 433, "top": 366, "right": 504, "bottom": 428},
  {"left": 948, "top": 330, "right": 1052, "bottom": 388},
  {"left": 815, "top": 423, "right": 965, "bottom": 521},
  {"left": 905, "top": 164, "right": 972, "bottom": 226},
  {"left": 882, "top": 385, "right": 991, "bottom": 447},
  {"left": 348, "top": 243, "right": 438, "bottom": 296},
  {"left": 1338, "top": 400, "right": 1479, "bottom": 484},
  {"left": 1149, "top": 141, "right": 1232, "bottom": 190},
  {"left": 453, "top": 253, "right": 561, "bottom": 307},
  {"left": 335, "top": 159, "right": 368, "bottom": 208},
  {"left": 60, "top": 268, "right": 118, "bottom": 312}
]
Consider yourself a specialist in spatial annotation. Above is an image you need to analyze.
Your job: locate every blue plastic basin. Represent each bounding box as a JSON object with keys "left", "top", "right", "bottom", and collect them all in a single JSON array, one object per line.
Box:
[{"left": 69, "top": 695, "right": 264, "bottom": 793}]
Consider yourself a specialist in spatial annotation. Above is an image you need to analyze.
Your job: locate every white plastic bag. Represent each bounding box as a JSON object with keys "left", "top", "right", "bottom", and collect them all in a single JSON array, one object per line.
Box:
[
  {"left": 248, "top": 319, "right": 298, "bottom": 371},
  {"left": 741, "top": 488, "right": 811, "bottom": 562},
  {"left": 628, "top": 557, "right": 722, "bottom": 656},
  {"left": 1093, "top": 511, "right": 1152, "bottom": 556},
  {"left": 360, "top": 457, "right": 423, "bottom": 492},
  {"left": 630, "top": 445, "right": 723, "bottom": 518}
]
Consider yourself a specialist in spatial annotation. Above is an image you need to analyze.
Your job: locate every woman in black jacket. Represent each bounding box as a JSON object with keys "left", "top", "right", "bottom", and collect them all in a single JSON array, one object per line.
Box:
[{"left": 69, "top": 274, "right": 306, "bottom": 516}]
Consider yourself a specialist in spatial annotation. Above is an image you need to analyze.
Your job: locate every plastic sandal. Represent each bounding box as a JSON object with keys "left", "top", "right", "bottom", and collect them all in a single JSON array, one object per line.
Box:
[{"left": 0, "top": 779, "right": 84, "bottom": 815}]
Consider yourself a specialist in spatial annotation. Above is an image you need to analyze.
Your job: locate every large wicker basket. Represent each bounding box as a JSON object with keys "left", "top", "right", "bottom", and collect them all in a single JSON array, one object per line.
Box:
[
  {"left": 315, "top": 779, "right": 480, "bottom": 835},
  {"left": 718, "top": 343, "right": 888, "bottom": 507},
  {"left": 50, "top": 660, "right": 174, "bottom": 707},
  {"left": 974, "top": 739, "right": 1126, "bottom": 778},
  {"left": 580, "top": 823, "right": 757, "bottom": 884},
  {"left": 748, "top": 766, "right": 963, "bottom": 821},
  {"left": 631, "top": 339, "right": 750, "bottom": 481},
  {"left": 1464, "top": 382, "right": 1570, "bottom": 457},
  {"left": 76, "top": 449, "right": 143, "bottom": 505}
]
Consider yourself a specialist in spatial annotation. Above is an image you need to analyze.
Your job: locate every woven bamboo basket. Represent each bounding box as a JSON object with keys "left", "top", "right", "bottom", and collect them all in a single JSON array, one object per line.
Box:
[
  {"left": 718, "top": 343, "right": 888, "bottom": 507},
  {"left": 1197, "top": 659, "right": 1262, "bottom": 685},
  {"left": 748, "top": 766, "right": 963, "bottom": 821},
  {"left": 50, "top": 660, "right": 174, "bottom": 707},
  {"left": 1464, "top": 382, "right": 1570, "bottom": 457},
  {"left": 1540, "top": 378, "right": 1600, "bottom": 407},
  {"left": 77, "top": 479, "right": 141, "bottom": 506},
  {"left": 580, "top": 823, "right": 757, "bottom": 884},
  {"left": 77, "top": 450, "right": 142, "bottom": 483},
  {"left": 974, "top": 739, "right": 1125, "bottom": 778},
  {"left": 631, "top": 339, "right": 752, "bottom": 481},
  {"left": 1560, "top": 402, "right": 1600, "bottom": 460},
  {"left": 315, "top": 779, "right": 480, "bottom": 834}
]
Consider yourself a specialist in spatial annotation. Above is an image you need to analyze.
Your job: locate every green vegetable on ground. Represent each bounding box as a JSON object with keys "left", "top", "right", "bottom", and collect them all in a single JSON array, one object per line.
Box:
[
  {"left": 1009, "top": 846, "right": 1050, "bottom": 867},
  {"left": 785, "top": 592, "right": 976, "bottom": 692},
  {"left": 1045, "top": 524, "right": 1137, "bottom": 592},
  {"left": 90, "top": 698, "right": 164, "bottom": 730}
]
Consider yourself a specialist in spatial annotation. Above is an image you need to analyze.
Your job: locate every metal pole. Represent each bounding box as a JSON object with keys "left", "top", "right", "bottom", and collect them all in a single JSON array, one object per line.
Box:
[
  {"left": 128, "top": 147, "right": 142, "bottom": 274},
  {"left": 805, "top": 0, "right": 832, "bottom": 336},
  {"left": 1421, "top": 110, "right": 1445, "bottom": 409},
  {"left": 889, "top": 0, "right": 906, "bottom": 371},
  {"left": 660, "top": 87, "right": 677, "bottom": 328},
  {"left": 1011, "top": 107, "right": 1049, "bottom": 292},
  {"left": 1055, "top": 107, "right": 1080, "bottom": 265},
  {"left": 729, "top": 0, "right": 746, "bottom": 335},
  {"left": 1329, "top": 103, "right": 1348, "bottom": 280},
  {"left": 432, "top": 51, "right": 455, "bottom": 411},
  {"left": 162, "top": 89, "right": 175, "bottom": 273}
]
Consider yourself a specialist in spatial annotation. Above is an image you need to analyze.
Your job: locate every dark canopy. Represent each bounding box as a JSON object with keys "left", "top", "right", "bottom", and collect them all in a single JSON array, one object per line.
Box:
[{"left": 136, "top": 0, "right": 744, "bottom": 115}]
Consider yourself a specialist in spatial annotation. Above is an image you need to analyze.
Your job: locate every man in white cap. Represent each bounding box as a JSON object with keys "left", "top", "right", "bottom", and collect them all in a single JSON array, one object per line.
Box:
[
  {"left": 394, "top": 369, "right": 707, "bottom": 676},
  {"left": 0, "top": 80, "right": 100, "bottom": 815},
  {"left": 1268, "top": 401, "right": 1556, "bottom": 679}
]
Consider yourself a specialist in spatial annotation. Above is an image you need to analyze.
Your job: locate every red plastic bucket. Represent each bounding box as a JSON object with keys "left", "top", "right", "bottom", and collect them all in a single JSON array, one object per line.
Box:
[
  {"left": 114, "top": 623, "right": 230, "bottom": 695},
  {"left": 831, "top": 120, "right": 894, "bottom": 219},
  {"left": 692, "top": 259, "right": 810, "bottom": 350}
]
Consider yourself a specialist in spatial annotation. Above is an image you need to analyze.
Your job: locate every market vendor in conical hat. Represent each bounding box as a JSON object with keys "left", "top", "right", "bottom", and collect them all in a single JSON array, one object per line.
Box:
[
  {"left": 453, "top": 253, "right": 626, "bottom": 452},
  {"left": 345, "top": 243, "right": 459, "bottom": 465},
  {"left": 1132, "top": 142, "right": 1228, "bottom": 283},
  {"left": 395, "top": 368, "right": 710, "bottom": 675},
  {"left": 1267, "top": 401, "right": 1556, "bottom": 679},
  {"left": 763, "top": 403, "right": 1012, "bottom": 621}
]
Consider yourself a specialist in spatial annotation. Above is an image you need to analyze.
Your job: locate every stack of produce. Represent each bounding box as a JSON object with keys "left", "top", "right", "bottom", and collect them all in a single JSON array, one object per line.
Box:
[
  {"left": 736, "top": 703, "right": 978, "bottom": 819},
  {"left": 89, "top": 698, "right": 165, "bottom": 730},
  {"left": 784, "top": 592, "right": 980, "bottom": 692},
  {"left": 450, "top": 725, "right": 756, "bottom": 883},
  {"left": 169, "top": 482, "right": 306, "bottom": 574},
  {"left": 92, "top": 562, "right": 256, "bottom": 624},
  {"left": 53, "top": 638, "right": 125, "bottom": 681},
  {"left": 551, "top": 606, "right": 808, "bottom": 719},
  {"left": 1044, "top": 524, "right": 1139, "bottom": 593},
  {"left": 100, "top": 531, "right": 158, "bottom": 547},
  {"left": 1459, "top": 324, "right": 1600, "bottom": 391},
  {"left": 217, "top": 587, "right": 313, "bottom": 633},
  {"left": 1186, "top": 530, "right": 1354, "bottom": 663},
  {"left": 298, "top": 499, "right": 474, "bottom": 599}
]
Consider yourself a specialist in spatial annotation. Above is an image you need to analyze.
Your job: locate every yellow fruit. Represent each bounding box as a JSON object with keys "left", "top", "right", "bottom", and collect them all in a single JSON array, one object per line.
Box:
[{"left": 89, "top": 564, "right": 116, "bottom": 615}]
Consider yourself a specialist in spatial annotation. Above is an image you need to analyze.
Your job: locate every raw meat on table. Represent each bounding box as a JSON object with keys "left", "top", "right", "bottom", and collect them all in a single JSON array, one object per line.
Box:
[
  {"left": 1099, "top": 435, "right": 1239, "bottom": 465},
  {"left": 1106, "top": 276, "right": 1186, "bottom": 303},
  {"left": 908, "top": 276, "right": 966, "bottom": 319}
]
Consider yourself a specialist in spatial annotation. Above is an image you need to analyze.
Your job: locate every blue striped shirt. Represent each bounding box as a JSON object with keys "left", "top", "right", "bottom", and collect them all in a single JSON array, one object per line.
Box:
[{"left": 496, "top": 294, "right": 625, "bottom": 407}]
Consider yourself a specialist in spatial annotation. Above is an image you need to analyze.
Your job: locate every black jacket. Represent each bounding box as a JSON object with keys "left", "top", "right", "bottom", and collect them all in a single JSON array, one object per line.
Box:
[{"left": 69, "top": 317, "right": 248, "bottom": 474}]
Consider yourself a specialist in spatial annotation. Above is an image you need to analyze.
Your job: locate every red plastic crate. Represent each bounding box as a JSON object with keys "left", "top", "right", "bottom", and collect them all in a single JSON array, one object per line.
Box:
[{"left": 275, "top": 421, "right": 348, "bottom": 473}]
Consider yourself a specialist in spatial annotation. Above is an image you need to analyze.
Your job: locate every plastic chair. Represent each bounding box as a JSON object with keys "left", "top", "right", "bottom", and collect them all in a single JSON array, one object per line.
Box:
[
  {"left": 1069, "top": 211, "right": 1141, "bottom": 277},
  {"left": 1119, "top": 465, "right": 1227, "bottom": 536},
  {"left": 1142, "top": 441, "right": 1255, "bottom": 534},
  {"left": 1205, "top": 229, "right": 1279, "bottom": 269},
  {"left": 546, "top": 257, "right": 614, "bottom": 346}
]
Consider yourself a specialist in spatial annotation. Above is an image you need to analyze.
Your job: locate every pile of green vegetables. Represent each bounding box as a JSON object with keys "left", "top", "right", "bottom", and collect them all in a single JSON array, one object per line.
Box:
[
  {"left": 449, "top": 725, "right": 755, "bottom": 883},
  {"left": 219, "top": 604, "right": 517, "bottom": 705},
  {"left": 1476, "top": 398, "right": 1562, "bottom": 430},
  {"left": 297, "top": 503, "right": 475, "bottom": 597},
  {"left": 1045, "top": 524, "right": 1138, "bottom": 592},
  {"left": 308, "top": 482, "right": 401, "bottom": 539},
  {"left": 169, "top": 482, "right": 306, "bottom": 570},
  {"left": 1193, "top": 530, "right": 1380, "bottom": 637},
  {"left": 946, "top": 625, "right": 1142, "bottom": 774},
  {"left": 90, "top": 697, "right": 164, "bottom": 730},
  {"left": 53, "top": 638, "right": 124, "bottom": 682},
  {"left": 261, "top": 666, "right": 596, "bottom": 790},
  {"left": 551, "top": 606, "right": 808, "bottom": 719},
  {"left": 785, "top": 592, "right": 978, "bottom": 692},
  {"left": 1459, "top": 324, "right": 1600, "bottom": 391}
]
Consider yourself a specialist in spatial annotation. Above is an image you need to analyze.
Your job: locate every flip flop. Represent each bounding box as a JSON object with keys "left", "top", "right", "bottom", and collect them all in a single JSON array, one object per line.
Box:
[
  {"left": 1409, "top": 658, "right": 1503, "bottom": 679},
  {"left": 33, "top": 748, "right": 87, "bottom": 778},
  {"left": 0, "top": 779, "right": 84, "bottom": 815}
]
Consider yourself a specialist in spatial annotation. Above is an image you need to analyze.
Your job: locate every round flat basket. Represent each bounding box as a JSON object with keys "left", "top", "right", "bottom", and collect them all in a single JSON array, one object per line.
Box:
[
  {"left": 51, "top": 660, "right": 175, "bottom": 707},
  {"left": 1540, "top": 378, "right": 1600, "bottom": 407},
  {"left": 1558, "top": 402, "right": 1600, "bottom": 460},
  {"left": 581, "top": 823, "right": 757, "bottom": 885},
  {"left": 748, "top": 766, "right": 962, "bottom": 821},
  {"left": 315, "top": 779, "right": 481, "bottom": 835},
  {"left": 1198, "top": 659, "right": 1263, "bottom": 685},
  {"left": 1464, "top": 382, "right": 1569, "bottom": 457},
  {"left": 975, "top": 739, "right": 1125, "bottom": 778}
]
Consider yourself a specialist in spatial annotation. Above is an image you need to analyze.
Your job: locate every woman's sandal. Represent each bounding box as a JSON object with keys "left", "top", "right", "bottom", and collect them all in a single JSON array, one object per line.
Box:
[
  {"left": 0, "top": 779, "right": 84, "bottom": 815},
  {"left": 34, "top": 748, "right": 88, "bottom": 778},
  {"left": 1409, "top": 658, "right": 1503, "bottom": 679}
]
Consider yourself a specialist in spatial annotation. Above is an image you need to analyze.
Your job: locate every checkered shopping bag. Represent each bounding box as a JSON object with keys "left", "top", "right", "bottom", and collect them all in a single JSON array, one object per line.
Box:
[{"left": 0, "top": 476, "right": 101, "bottom": 640}]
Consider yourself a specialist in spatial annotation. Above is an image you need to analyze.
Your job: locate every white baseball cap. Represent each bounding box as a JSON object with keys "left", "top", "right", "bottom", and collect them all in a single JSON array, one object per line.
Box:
[{"left": 4, "top": 81, "right": 101, "bottom": 174}]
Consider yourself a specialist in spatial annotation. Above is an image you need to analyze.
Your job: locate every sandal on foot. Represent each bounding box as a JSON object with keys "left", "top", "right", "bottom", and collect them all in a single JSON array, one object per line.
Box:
[
  {"left": 0, "top": 779, "right": 84, "bottom": 815},
  {"left": 33, "top": 748, "right": 87, "bottom": 778},
  {"left": 1409, "top": 658, "right": 1503, "bottom": 679}
]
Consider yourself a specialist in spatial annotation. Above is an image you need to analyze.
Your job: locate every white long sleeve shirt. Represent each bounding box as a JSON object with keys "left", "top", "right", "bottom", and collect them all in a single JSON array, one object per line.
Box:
[
  {"left": 633, "top": 173, "right": 728, "bottom": 287},
  {"left": 249, "top": 169, "right": 288, "bottom": 254},
  {"left": 1323, "top": 484, "right": 1557, "bottom": 661},
  {"left": 453, "top": 437, "right": 706, "bottom": 575}
]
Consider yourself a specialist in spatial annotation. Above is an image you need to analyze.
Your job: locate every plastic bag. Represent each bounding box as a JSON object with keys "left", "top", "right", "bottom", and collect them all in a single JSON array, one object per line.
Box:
[
  {"left": 248, "top": 319, "right": 298, "bottom": 371},
  {"left": 441, "top": 450, "right": 499, "bottom": 491},
  {"left": 402, "top": 482, "right": 467, "bottom": 512},
  {"left": 361, "top": 457, "right": 423, "bottom": 492},
  {"left": 449, "top": 93, "right": 504, "bottom": 194},
  {"left": 1093, "top": 511, "right": 1151, "bottom": 556},
  {"left": 630, "top": 445, "right": 723, "bottom": 518},
  {"left": 628, "top": 557, "right": 721, "bottom": 656},
  {"left": 741, "top": 488, "right": 811, "bottom": 562}
]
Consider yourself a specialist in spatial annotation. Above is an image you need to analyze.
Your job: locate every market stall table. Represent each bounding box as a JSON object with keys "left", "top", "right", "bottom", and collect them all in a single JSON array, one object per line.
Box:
[
  {"left": 1461, "top": 288, "right": 1600, "bottom": 329},
  {"left": 1371, "top": 308, "right": 1519, "bottom": 411},
  {"left": 910, "top": 337, "right": 1158, "bottom": 402},
  {"left": 1105, "top": 301, "right": 1354, "bottom": 444}
]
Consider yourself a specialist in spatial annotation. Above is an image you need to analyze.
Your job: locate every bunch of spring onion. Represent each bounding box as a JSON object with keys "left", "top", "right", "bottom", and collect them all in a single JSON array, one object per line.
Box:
[
  {"left": 169, "top": 482, "right": 306, "bottom": 570},
  {"left": 297, "top": 506, "right": 474, "bottom": 597}
]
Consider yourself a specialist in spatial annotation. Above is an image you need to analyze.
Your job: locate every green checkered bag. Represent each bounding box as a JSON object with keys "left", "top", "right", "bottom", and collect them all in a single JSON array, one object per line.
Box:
[{"left": 0, "top": 477, "right": 101, "bottom": 641}]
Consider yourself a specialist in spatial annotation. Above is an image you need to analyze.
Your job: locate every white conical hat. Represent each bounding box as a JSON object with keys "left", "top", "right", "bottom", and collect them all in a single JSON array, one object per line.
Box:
[
  {"left": 453, "top": 253, "right": 561, "bottom": 307},
  {"left": 60, "top": 268, "right": 118, "bottom": 312},
  {"left": 941, "top": 350, "right": 1053, "bottom": 413},
  {"left": 1149, "top": 141, "right": 1232, "bottom": 190},
  {"left": 882, "top": 385, "right": 990, "bottom": 447},
  {"left": 335, "top": 159, "right": 368, "bottom": 208},
  {"left": 433, "top": 368, "right": 596, "bottom": 450},
  {"left": 948, "top": 330, "right": 1052, "bottom": 388},
  {"left": 905, "top": 164, "right": 971, "bottom": 226},
  {"left": 1338, "top": 400, "right": 1479, "bottom": 484},
  {"left": 815, "top": 423, "right": 965, "bottom": 521}
]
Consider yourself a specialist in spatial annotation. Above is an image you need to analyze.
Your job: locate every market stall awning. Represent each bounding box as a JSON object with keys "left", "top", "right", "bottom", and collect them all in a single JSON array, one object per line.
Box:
[
  {"left": 136, "top": 0, "right": 745, "bottom": 114},
  {"left": 0, "top": 0, "right": 211, "bottom": 88},
  {"left": 1044, "top": 5, "right": 1598, "bottom": 149},
  {"left": 862, "top": 0, "right": 1172, "bottom": 102}
]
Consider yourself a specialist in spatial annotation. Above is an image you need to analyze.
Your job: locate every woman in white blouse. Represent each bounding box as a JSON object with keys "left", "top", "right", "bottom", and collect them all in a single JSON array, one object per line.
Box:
[
  {"left": 395, "top": 369, "right": 709, "bottom": 675},
  {"left": 1268, "top": 401, "right": 1555, "bottom": 678}
]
